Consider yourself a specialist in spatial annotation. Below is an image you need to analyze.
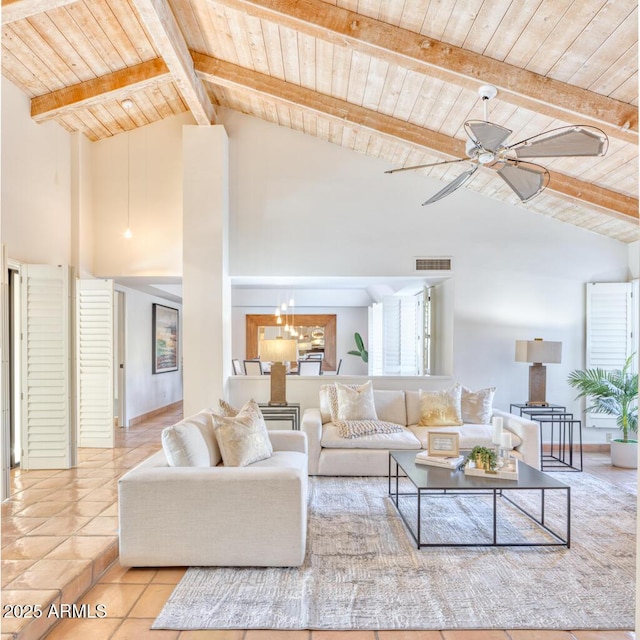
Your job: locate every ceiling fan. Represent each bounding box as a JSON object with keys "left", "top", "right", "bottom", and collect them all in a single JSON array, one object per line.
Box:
[{"left": 385, "top": 85, "right": 609, "bottom": 206}]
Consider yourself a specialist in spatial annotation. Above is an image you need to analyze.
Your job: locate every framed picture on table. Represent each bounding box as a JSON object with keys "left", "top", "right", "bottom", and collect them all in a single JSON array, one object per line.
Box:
[
  {"left": 427, "top": 432, "right": 460, "bottom": 457},
  {"left": 152, "top": 304, "right": 179, "bottom": 374}
]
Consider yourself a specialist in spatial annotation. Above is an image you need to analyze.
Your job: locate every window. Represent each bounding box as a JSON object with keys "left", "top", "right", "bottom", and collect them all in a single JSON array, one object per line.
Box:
[{"left": 368, "top": 290, "right": 428, "bottom": 376}]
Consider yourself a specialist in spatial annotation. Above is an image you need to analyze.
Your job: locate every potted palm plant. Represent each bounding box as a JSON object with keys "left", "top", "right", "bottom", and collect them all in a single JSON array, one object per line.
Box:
[{"left": 567, "top": 355, "right": 638, "bottom": 468}]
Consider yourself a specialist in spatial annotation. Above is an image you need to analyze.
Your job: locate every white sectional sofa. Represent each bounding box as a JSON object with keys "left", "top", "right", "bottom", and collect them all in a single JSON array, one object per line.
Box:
[
  {"left": 118, "top": 410, "right": 308, "bottom": 567},
  {"left": 301, "top": 388, "right": 540, "bottom": 476}
]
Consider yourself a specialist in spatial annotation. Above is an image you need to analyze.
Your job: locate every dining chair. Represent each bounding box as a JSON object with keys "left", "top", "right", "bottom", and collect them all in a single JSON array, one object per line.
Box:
[
  {"left": 244, "top": 360, "right": 264, "bottom": 375},
  {"left": 297, "top": 359, "right": 322, "bottom": 375},
  {"left": 232, "top": 359, "right": 244, "bottom": 375}
]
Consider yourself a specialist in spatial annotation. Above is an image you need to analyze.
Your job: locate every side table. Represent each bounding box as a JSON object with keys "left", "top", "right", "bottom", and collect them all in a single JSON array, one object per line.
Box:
[
  {"left": 510, "top": 404, "right": 582, "bottom": 472},
  {"left": 258, "top": 403, "right": 301, "bottom": 430},
  {"left": 528, "top": 412, "right": 583, "bottom": 472}
]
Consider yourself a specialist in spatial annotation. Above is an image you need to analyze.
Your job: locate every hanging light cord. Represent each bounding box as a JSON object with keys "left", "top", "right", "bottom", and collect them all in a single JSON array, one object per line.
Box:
[{"left": 124, "top": 135, "right": 132, "bottom": 239}]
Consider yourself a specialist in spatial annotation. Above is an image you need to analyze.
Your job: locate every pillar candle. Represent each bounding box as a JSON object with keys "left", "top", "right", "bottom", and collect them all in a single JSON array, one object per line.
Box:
[
  {"left": 491, "top": 416, "right": 503, "bottom": 444},
  {"left": 500, "top": 432, "right": 513, "bottom": 450}
]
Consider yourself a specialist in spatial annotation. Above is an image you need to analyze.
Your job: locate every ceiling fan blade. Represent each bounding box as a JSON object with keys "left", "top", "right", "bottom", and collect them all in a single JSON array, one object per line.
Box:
[
  {"left": 422, "top": 165, "right": 479, "bottom": 205},
  {"left": 497, "top": 161, "right": 549, "bottom": 202},
  {"left": 465, "top": 120, "right": 512, "bottom": 152},
  {"left": 385, "top": 158, "right": 468, "bottom": 174},
  {"left": 508, "top": 126, "right": 608, "bottom": 159}
]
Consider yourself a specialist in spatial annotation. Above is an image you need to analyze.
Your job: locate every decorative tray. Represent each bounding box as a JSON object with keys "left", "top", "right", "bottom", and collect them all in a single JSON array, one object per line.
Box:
[{"left": 464, "top": 459, "right": 519, "bottom": 480}]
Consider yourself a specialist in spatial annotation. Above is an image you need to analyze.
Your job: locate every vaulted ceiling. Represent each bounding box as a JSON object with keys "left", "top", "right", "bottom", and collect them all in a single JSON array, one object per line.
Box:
[{"left": 2, "top": 0, "right": 638, "bottom": 242}]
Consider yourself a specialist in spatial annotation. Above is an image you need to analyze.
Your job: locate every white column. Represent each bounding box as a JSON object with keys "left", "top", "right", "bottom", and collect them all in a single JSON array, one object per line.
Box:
[{"left": 182, "top": 125, "right": 231, "bottom": 416}]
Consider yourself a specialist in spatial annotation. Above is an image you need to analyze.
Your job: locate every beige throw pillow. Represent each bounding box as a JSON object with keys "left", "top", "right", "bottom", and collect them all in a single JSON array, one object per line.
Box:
[
  {"left": 335, "top": 381, "right": 378, "bottom": 421},
  {"left": 212, "top": 399, "right": 273, "bottom": 467},
  {"left": 162, "top": 420, "right": 211, "bottom": 467},
  {"left": 461, "top": 386, "right": 496, "bottom": 424},
  {"left": 418, "top": 384, "right": 463, "bottom": 427},
  {"left": 217, "top": 398, "right": 240, "bottom": 417}
]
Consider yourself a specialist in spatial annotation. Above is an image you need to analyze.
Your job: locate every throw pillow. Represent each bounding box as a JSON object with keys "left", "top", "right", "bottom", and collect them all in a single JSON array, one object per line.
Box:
[
  {"left": 217, "top": 398, "right": 240, "bottom": 417},
  {"left": 162, "top": 418, "right": 211, "bottom": 467},
  {"left": 212, "top": 399, "right": 273, "bottom": 467},
  {"left": 461, "top": 386, "right": 496, "bottom": 424},
  {"left": 418, "top": 384, "right": 463, "bottom": 427},
  {"left": 335, "top": 380, "right": 378, "bottom": 421}
]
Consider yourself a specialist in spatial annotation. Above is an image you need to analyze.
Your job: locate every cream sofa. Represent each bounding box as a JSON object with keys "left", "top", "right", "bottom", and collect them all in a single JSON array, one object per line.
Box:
[
  {"left": 301, "top": 388, "right": 540, "bottom": 476},
  {"left": 118, "top": 410, "right": 308, "bottom": 567}
]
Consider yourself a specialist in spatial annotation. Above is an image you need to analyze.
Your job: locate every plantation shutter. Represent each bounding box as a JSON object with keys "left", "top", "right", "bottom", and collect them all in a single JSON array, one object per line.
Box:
[
  {"left": 382, "top": 296, "right": 420, "bottom": 376},
  {"left": 77, "top": 279, "right": 114, "bottom": 448},
  {"left": 585, "top": 282, "right": 634, "bottom": 429},
  {"left": 21, "top": 265, "right": 72, "bottom": 469},
  {"left": 368, "top": 303, "right": 383, "bottom": 376}
]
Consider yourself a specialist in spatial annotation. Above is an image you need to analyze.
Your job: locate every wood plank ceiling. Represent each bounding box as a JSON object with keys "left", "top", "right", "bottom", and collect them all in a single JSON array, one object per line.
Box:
[{"left": 2, "top": 0, "right": 638, "bottom": 242}]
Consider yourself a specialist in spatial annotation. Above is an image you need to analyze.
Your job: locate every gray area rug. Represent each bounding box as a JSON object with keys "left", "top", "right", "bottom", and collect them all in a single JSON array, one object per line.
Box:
[{"left": 153, "top": 473, "right": 635, "bottom": 630}]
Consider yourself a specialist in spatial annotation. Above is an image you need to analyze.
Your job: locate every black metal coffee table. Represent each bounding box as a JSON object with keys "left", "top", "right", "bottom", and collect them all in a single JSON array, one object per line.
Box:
[{"left": 388, "top": 450, "right": 570, "bottom": 548}]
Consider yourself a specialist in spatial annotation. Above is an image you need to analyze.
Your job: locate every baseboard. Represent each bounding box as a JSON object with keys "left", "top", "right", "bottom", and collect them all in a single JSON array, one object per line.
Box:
[
  {"left": 129, "top": 400, "right": 183, "bottom": 426},
  {"left": 541, "top": 443, "right": 610, "bottom": 453}
]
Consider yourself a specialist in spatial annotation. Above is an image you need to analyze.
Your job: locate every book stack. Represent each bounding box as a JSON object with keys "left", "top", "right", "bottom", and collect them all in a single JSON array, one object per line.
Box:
[{"left": 415, "top": 451, "right": 465, "bottom": 469}]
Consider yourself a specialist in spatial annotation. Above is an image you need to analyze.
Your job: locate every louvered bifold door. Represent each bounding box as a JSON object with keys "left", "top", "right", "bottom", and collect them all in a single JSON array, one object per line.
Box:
[
  {"left": 1, "top": 246, "right": 10, "bottom": 497},
  {"left": 21, "top": 265, "right": 72, "bottom": 469},
  {"left": 585, "top": 282, "right": 633, "bottom": 429},
  {"left": 77, "top": 279, "right": 114, "bottom": 448}
]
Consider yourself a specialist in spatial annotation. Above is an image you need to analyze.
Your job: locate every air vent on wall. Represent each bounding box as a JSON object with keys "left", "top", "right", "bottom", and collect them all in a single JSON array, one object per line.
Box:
[{"left": 414, "top": 257, "right": 452, "bottom": 271}]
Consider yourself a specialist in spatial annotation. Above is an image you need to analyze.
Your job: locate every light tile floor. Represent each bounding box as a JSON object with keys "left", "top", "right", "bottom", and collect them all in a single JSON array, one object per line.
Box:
[{"left": 1, "top": 406, "right": 636, "bottom": 640}]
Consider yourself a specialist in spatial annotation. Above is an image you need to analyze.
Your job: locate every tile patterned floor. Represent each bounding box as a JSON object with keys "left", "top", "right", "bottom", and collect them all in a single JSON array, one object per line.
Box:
[{"left": 0, "top": 405, "right": 636, "bottom": 640}]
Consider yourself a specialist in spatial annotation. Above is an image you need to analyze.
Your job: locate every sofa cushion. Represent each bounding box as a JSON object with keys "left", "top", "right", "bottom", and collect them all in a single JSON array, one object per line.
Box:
[
  {"left": 461, "top": 386, "right": 495, "bottom": 424},
  {"left": 408, "top": 424, "right": 522, "bottom": 450},
  {"left": 162, "top": 411, "right": 219, "bottom": 467},
  {"left": 212, "top": 400, "right": 273, "bottom": 467},
  {"left": 372, "top": 390, "right": 407, "bottom": 425},
  {"left": 418, "top": 384, "right": 463, "bottom": 427},
  {"left": 335, "top": 381, "right": 378, "bottom": 420},
  {"left": 322, "top": 423, "right": 421, "bottom": 449}
]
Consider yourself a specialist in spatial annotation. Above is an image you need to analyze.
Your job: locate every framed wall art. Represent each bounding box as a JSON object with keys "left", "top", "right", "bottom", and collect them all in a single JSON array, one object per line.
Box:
[{"left": 152, "top": 304, "right": 179, "bottom": 374}]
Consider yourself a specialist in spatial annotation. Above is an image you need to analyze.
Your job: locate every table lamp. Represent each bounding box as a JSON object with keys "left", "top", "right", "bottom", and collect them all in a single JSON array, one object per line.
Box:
[
  {"left": 259, "top": 337, "right": 298, "bottom": 406},
  {"left": 515, "top": 338, "right": 562, "bottom": 406}
]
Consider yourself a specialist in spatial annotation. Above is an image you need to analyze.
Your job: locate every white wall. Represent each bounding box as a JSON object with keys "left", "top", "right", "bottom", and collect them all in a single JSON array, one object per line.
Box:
[
  {"left": 1, "top": 78, "right": 72, "bottom": 265},
  {"left": 629, "top": 241, "right": 639, "bottom": 278},
  {"left": 118, "top": 285, "right": 183, "bottom": 422},
  {"left": 91, "top": 112, "right": 194, "bottom": 278},
  {"left": 222, "top": 109, "right": 630, "bottom": 441}
]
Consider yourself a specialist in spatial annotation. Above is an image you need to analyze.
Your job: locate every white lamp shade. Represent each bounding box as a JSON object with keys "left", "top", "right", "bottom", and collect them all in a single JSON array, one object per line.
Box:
[
  {"left": 259, "top": 338, "right": 298, "bottom": 363},
  {"left": 515, "top": 339, "right": 562, "bottom": 364}
]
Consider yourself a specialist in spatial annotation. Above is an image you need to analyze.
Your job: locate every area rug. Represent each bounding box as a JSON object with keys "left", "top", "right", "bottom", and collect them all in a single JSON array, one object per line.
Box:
[{"left": 153, "top": 473, "right": 635, "bottom": 630}]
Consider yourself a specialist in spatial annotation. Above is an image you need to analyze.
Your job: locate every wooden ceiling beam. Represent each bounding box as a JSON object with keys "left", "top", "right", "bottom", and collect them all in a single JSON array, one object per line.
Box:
[
  {"left": 194, "top": 53, "right": 638, "bottom": 222},
  {"left": 31, "top": 58, "right": 171, "bottom": 122},
  {"left": 1, "top": 0, "right": 76, "bottom": 24},
  {"left": 213, "top": 0, "right": 638, "bottom": 144},
  {"left": 131, "top": 0, "right": 216, "bottom": 125}
]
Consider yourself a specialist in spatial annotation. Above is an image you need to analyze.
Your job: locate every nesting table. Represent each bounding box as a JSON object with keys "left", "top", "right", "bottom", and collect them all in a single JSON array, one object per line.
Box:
[
  {"left": 257, "top": 403, "right": 301, "bottom": 430},
  {"left": 510, "top": 404, "right": 583, "bottom": 472}
]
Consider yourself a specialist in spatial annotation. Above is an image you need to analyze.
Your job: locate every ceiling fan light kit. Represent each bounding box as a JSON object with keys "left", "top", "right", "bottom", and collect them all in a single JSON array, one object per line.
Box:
[{"left": 387, "top": 85, "right": 609, "bottom": 206}]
